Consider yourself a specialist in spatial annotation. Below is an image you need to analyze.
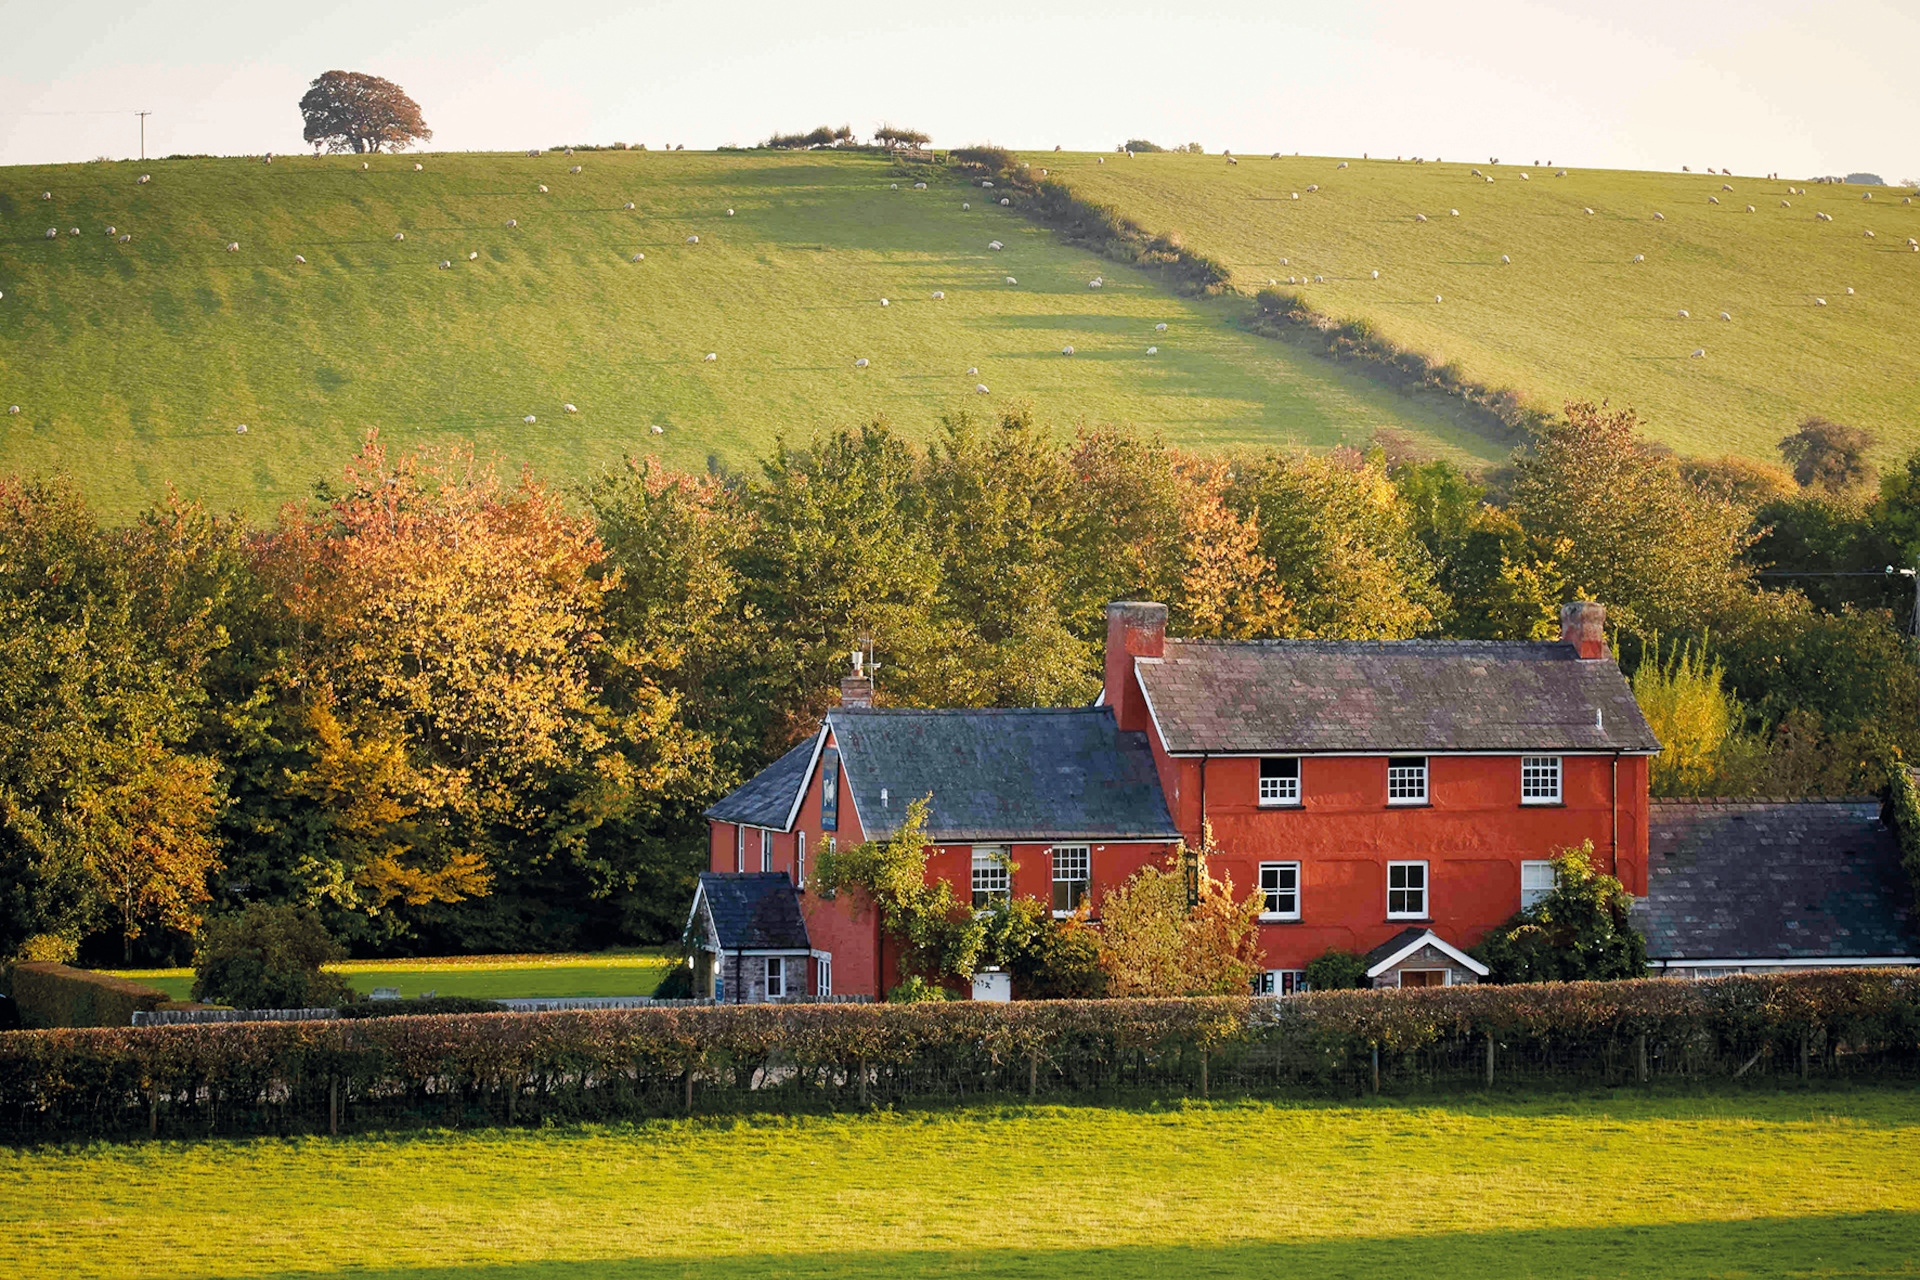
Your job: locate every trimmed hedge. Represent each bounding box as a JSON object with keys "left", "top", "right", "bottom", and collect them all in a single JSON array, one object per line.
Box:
[
  {"left": 5, "top": 963, "right": 169, "bottom": 1029},
  {"left": 0, "top": 970, "right": 1914, "bottom": 1141}
]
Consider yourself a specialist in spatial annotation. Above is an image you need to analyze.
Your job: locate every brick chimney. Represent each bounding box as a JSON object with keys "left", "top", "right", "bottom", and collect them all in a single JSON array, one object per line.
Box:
[
  {"left": 839, "top": 649, "right": 874, "bottom": 708},
  {"left": 1559, "top": 601, "right": 1607, "bottom": 660},
  {"left": 1104, "top": 601, "right": 1167, "bottom": 732}
]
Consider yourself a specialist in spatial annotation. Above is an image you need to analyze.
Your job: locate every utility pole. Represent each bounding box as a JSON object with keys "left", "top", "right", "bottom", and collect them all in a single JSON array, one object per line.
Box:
[{"left": 137, "top": 110, "right": 151, "bottom": 160}]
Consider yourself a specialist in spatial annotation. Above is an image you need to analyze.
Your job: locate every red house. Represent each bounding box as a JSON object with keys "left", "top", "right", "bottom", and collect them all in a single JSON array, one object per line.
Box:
[{"left": 694, "top": 600, "right": 1660, "bottom": 999}]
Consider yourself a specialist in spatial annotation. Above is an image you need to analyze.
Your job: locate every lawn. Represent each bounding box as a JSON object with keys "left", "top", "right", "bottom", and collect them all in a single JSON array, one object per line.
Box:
[
  {"left": 100, "top": 949, "right": 676, "bottom": 1002},
  {"left": 1, "top": 1085, "right": 1914, "bottom": 1278},
  {"left": 0, "top": 150, "right": 1494, "bottom": 518},
  {"left": 1049, "top": 152, "right": 1920, "bottom": 465}
]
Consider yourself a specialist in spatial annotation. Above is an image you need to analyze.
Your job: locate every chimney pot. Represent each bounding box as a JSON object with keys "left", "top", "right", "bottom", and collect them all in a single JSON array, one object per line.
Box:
[
  {"left": 1104, "top": 601, "right": 1168, "bottom": 732},
  {"left": 1560, "top": 601, "right": 1608, "bottom": 660},
  {"left": 839, "top": 650, "right": 874, "bottom": 708}
]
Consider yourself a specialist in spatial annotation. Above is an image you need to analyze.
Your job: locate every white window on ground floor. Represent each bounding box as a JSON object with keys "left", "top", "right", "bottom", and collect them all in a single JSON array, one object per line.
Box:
[
  {"left": 1521, "top": 859, "right": 1555, "bottom": 909},
  {"left": 815, "top": 954, "right": 832, "bottom": 997},
  {"left": 972, "top": 846, "right": 1010, "bottom": 909},
  {"left": 765, "top": 956, "right": 786, "bottom": 1000},
  {"left": 1051, "top": 845, "right": 1090, "bottom": 915},
  {"left": 1252, "top": 970, "right": 1310, "bottom": 996}
]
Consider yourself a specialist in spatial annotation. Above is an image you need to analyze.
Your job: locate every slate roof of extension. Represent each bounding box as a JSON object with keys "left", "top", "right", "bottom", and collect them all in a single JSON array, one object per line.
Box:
[
  {"left": 823, "top": 706, "right": 1182, "bottom": 843},
  {"left": 1639, "top": 799, "right": 1918, "bottom": 960},
  {"left": 1134, "top": 639, "right": 1661, "bottom": 755},
  {"left": 694, "top": 872, "right": 812, "bottom": 951},
  {"left": 703, "top": 734, "right": 817, "bottom": 829}
]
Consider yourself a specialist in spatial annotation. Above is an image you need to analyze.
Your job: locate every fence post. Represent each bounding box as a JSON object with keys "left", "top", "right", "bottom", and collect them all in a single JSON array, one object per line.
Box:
[
  {"left": 1484, "top": 1033, "right": 1494, "bottom": 1087},
  {"left": 683, "top": 1068, "right": 694, "bottom": 1113},
  {"left": 1370, "top": 1042, "right": 1380, "bottom": 1095},
  {"left": 1636, "top": 1033, "right": 1649, "bottom": 1084},
  {"left": 149, "top": 1087, "right": 159, "bottom": 1137},
  {"left": 329, "top": 1076, "right": 339, "bottom": 1136}
]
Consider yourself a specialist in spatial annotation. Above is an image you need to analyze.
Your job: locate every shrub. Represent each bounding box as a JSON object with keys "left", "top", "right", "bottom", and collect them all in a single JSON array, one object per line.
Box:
[
  {"left": 1014, "top": 914, "right": 1107, "bottom": 999},
  {"left": 949, "top": 145, "right": 1018, "bottom": 176},
  {"left": 6, "top": 962, "right": 168, "bottom": 1028},
  {"left": 652, "top": 960, "right": 695, "bottom": 1000},
  {"left": 1304, "top": 949, "right": 1368, "bottom": 991},
  {"left": 886, "top": 975, "right": 953, "bottom": 1003},
  {"left": 1473, "top": 843, "right": 1647, "bottom": 983},
  {"left": 192, "top": 904, "right": 356, "bottom": 1010},
  {"left": 1121, "top": 139, "right": 1164, "bottom": 153}
]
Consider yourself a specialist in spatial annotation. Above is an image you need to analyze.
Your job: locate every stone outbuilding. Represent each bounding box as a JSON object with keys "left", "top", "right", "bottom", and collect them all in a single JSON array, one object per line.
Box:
[{"left": 685, "top": 871, "right": 817, "bottom": 1002}]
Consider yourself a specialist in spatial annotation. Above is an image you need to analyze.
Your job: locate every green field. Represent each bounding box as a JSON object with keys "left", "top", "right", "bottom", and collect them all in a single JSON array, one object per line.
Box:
[
  {"left": 1050, "top": 152, "right": 1920, "bottom": 464},
  {"left": 100, "top": 949, "right": 674, "bottom": 1002},
  {"left": 0, "top": 150, "right": 1498, "bottom": 517},
  {"left": 2, "top": 1086, "right": 1915, "bottom": 1278}
]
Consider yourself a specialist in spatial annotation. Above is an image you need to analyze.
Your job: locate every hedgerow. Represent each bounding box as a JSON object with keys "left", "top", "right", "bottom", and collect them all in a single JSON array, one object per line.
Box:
[{"left": 0, "top": 970, "right": 1912, "bottom": 1142}]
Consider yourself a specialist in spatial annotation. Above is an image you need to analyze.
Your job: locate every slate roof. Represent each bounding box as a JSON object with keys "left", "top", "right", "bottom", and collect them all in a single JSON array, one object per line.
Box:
[
  {"left": 704, "top": 734, "right": 818, "bottom": 829},
  {"left": 694, "top": 873, "right": 812, "bottom": 951},
  {"left": 823, "top": 706, "right": 1182, "bottom": 842},
  {"left": 1639, "top": 799, "right": 1918, "bottom": 961},
  {"left": 1363, "top": 927, "right": 1436, "bottom": 968},
  {"left": 1134, "top": 639, "right": 1661, "bottom": 755}
]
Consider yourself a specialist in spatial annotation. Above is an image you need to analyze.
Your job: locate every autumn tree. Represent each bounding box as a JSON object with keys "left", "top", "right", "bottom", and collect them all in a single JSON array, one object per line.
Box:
[
  {"left": 1473, "top": 843, "right": 1646, "bottom": 983},
  {"left": 1779, "top": 417, "right": 1878, "bottom": 493},
  {"left": 1097, "top": 831, "right": 1263, "bottom": 997},
  {"left": 299, "top": 71, "right": 432, "bottom": 154}
]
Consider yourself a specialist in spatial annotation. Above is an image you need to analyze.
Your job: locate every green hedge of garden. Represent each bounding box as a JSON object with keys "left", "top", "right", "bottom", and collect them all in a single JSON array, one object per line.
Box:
[
  {"left": 1, "top": 969, "right": 1913, "bottom": 1141},
  {"left": 4, "top": 963, "right": 170, "bottom": 1029}
]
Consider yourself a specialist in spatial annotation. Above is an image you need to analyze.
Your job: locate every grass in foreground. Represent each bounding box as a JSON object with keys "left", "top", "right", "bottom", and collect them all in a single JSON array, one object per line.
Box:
[
  {"left": 0, "top": 150, "right": 1494, "bottom": 517},
  {"left": 2, "top": 1084, "right": 1915, "bottom": 1278},
  {"left": 1050, "top": 152, "right": 1920, "bottom": 463},
  {"left": 100, "top": 949, "right": 674, "bottom": 1002}
]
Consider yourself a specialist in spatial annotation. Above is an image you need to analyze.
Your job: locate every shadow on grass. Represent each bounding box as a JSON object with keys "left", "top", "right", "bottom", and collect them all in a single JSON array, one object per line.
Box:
[{"left": 218, "top": 1212, "right": 1920, "bottom": 1279}]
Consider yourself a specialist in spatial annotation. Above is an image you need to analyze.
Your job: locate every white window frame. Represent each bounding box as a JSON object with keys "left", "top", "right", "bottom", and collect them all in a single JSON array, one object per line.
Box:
[
  {"left": 765, "top": 956, "right": 786, "bottom": 1000},
  {"left": 1258, "top": 757, "right": 1301, "bottom": 807},
  {"left": 795, "top": 830, "right": 808, "bottom": 890},
  {"left": 1521, "top": 859, "right": 1555, "bottom": 910},
  {"left": 1253, "top": 969, "right": 1311, "bottom": 996},
  {"left": 761, "top": 828, "right": 774, "bottom": 873},
  {"left": 816, "top": 954, "right": 832, "bottom": 997},
  {"left": 1387, "top": 860, "right": 1429, "bottom": 919},
  {"left": 1050, "top": 845, "right": 1090, "bottom": 917},
  {"left": 1521, "top": 756, "right": 1562, "bottom": 805},
  {"left": 971, "top": 846, "right": 1010, "bottom": 910},
  {"left": 734, "top": 824, "right": 745, "bottom": 872},
  {"left": 1387, "top": 756, "right": 1429, "bottom": 805},
  {"left": 1258, "top": 861, "right": 1300, "bottom": 921}
]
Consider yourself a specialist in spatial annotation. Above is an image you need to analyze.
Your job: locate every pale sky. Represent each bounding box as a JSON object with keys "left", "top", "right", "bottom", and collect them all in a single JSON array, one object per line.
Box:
[{"left": 1, "top": 0, "right": 1915, "bottom": 180}]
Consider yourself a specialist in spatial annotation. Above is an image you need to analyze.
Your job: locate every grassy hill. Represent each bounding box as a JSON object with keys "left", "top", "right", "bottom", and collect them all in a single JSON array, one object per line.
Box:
[
  {"left": 0, "top": 150, "right": 1497, "bottom": 517},
  {"left": 1047, "top": 151, "right": 1920, "bottom": 464}
]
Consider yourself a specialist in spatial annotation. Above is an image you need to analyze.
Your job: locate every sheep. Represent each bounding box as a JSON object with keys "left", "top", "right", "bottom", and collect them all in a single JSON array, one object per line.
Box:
[
  {"left": 1500, "top": 254, "right": 1511, "bottom": 264},
  {"left": 1485, "top": 176, "right": 1493, "bottom": 183},
  {"left": 1863, "top": 192, "right": 1872, "bottom": 200},
  {"left": 703, "top": 352, "right": 717, "bottom": 361},
  {"left": 469, "top": 251, "right": 478, "bottom": 261},
  {"left": 914, "top": 182, "right": 927, "bottom": 189},
  {"left": 1000, "top": 198, "right": 1010, "bottom": 206},
  {"left": 1146, "top": 346, "right": 1158, "bottom": 354},
  {"left": 890, "top": 184, "right": 898, "bottom": 190},
  {"left": 437, "top": 259, "right": 451, "bottom": 269},
  {"left": 624, "top": 202, "right": 636, "bottom": 210},
  {"left": 1090, "top": 278, "right": 1104, "bottom": 288},
  {"left": 570, "top": 165, "right": 582, "bottom": 174},
  {"left": 1520, "top": 172, "right": 1530, "bottom": 180},
  {"left": 1287, "top": 276, "right": 1298, "bottom": 285},
  {"left": 524, "top": 414, "right": 537, "bottom": 424},
  {"left": 1747, "top": 205, "right": 1756, "bottom": 213},
  {"left": 1291, "top": 192, "right": 1300, "bottom": 200},
  {"left": 138, "top": 174, "right": 151, "bottom": 184},
  {"left": 1314, "top": 274, "right": 1326, "bottom": 283},
  {"left": 989, "top": 240, "right": 1003, "bottom": 250},
  {"left": 236, "top": 424, "right": 249, "bottom": 434},
  {"left": 975, "top": 383, "right": 991, "bottom": 393},
  {"left": 528, "top": 149, "right": 540, "bottom": 157},
  {"left": 294, "top": 254, "right": 306, "bottom": 264},
  {"left": 1371, "top": 269, "right": 1380, "bottom": 279},
  {"left": 1434, "top": 295, "right": 1443, "bottom": 303},
  {"left": 1690, "top": 348, "right": 1705, "bottom": 358},
  {"left": 1720, "top": 311, "right": 1731, "bottom": 321},
  {"left": 1709, "top": 196, "right": 1720, "bottom": 205},
  {"left": 1677, "top": 309, "right": 1689, "bottom": 318},
  {"left": 967, "top": 367, "right": 979, "bottom": 375},
  {"left": 1337, "top": 161, "right": 1349, "bottom": 169},
  {"left": 1155, "top": 322, "right": 1169, "bottom": 331},
  {"left": 539, "top": 184, "right": 549, "bottom": 193},
  {"left": 1817, "top": 212, "right": 1833, "bottom": 222},
  {"left": 1415, "top": 213, "right": 1428, "bottom": 223},
  {"left": 853, "top": 358, "right": 869, "bottom": 368},
  {"left": 5, "top": 406, "right": 16, "bottom": 415},
  {"left": 118, "top": 234, "right": 130, "bottom": 243},
  {"left": 1865, "top": 230, "right": 1875, "bottom": 238},
  {"left": 362, "top": 162, "right": 369, "bottom": 170},
  {"left": 1908, "top": 238, "right": 1919, "bottom": 247},
  {"left": 962, "top": 202, "right": 970, "bottom": 210},
  {"left": 1633, "top": 253, "right": 1646, "bottom": 263},
  {"left": 393, "top": 232, "right": 406, "bottom": 241},
  {"left": 1653, "top": 211, "right": 1665, "bottom": 220},
  {"left": 44, "top": 228, "right": 56, "bottom": 240},
  {"left": 1814, "top": 297, "right": 1827, "bottom": 306},
  {"left": 1005, "top": 276, "right": 1017, "bottom": 285},
  {"left": 1781, "top": 200, "right": 1791, "bottom": 207},
  {"left": 1228, "top": 157, "right": 1239, "bottom": 165},
  {"left": 414, "top": 163, "right": 423, "bottom": 171},
  {"left": 1846, "top": 286, "right": 1855, "bottom": 295},
  {"left": 226, "top": 241, "right": 240, "bottom": 252},
  {"left": 105, "top": 225, "right": 116, "bottom": 236},
  {"left": 40, "top": 191, "right": 51, "bottom": 200},
  {"left": 649, "top": 424, "right": 664, "bottom": 434},
  {"left": 630, "top": 253, "right": 645, "bottom": 262},
  {"left": 1585, "top": 207, "right": 1595, "bottom": 215},
  {"left": 879, "top": 298, "right": 889, "bottom": 307},
  {"left": 1306, "top": 183, "right": 1318, "bottom": 192},
  {"left": 686, "top": 235, "right": 699, "bottom": 243},
  {"left": 1556, "top": 170, "right": 1567, "bottom": 177},
  {"left": 564, "top": 403, "right": 578, "bottom": 413},
  {"left": 1450, "top": 208, "right": 1460, "bottom": 216},
  {"left": 982, "top": 180, "right": 995, "bottom": 188},
  {"left": 1722, "top": 184, "right": 1733, "bottom": 191}
]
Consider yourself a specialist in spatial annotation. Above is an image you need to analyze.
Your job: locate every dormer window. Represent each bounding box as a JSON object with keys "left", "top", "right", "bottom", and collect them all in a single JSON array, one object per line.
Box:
[
  {"left": 1259, "top": 757, "right": 1301, "bottom": 806},
  {"left": 1387, "top": 757, "right": 1429, "bottom": 805}
]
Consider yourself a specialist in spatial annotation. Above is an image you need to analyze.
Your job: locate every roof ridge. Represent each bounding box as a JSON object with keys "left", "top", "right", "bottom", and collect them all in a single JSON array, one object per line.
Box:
[
  {"left": 828, "top": 705, "right": 1109, "bottom": 716},
  {"left": 1650, "top": 795, "right": 1881, "bottom": 806}
]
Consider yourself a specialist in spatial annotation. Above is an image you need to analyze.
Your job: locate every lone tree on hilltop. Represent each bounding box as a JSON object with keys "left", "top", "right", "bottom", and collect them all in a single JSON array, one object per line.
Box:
[
  {"left": 874, "top": 124, "right": 931, "bottom": 150},
  {"left": 299, "top": 71, "right": 432, "bottom": 154},
  {"left": 1779, "top": 416, "right": 1878, "bottom": 492}
]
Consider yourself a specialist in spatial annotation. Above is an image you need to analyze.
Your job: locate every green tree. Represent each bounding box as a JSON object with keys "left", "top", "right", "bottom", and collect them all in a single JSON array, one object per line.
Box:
[
  {"left": 1097, "top": 832, "right": 1263, "bottom": 997},
  {"left": 1472, "top": 842, "right": 1647, "bottom": 983},
  {"left": 814, "top": 798, "right": 983, "bottom": 984},
  {"left": 1779, "top": 417, "right": 1878, "bottom": 492},
  {"left": 299, "top": 71, "right": 432, "bottom": 154},
  {"left": 1631, "top": 641, "right": 1747, "bottom": 796},
  {"left": 192, "top": 903, "right": 355, "bottom": 1008}
]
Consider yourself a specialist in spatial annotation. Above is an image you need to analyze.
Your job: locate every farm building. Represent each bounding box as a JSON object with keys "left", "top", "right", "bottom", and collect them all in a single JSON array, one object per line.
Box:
[{"left": 693, "top": 600, "right": 1916, "bottom": 999}]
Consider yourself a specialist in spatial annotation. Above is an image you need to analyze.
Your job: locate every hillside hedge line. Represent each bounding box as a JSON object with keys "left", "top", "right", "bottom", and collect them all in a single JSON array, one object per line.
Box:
[
  {"left": 4, "top": 963, "right": 170, "bottom": 1029},
  {"left": 1, "top": 970, "right": 1913, "bottom": 1141}
]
